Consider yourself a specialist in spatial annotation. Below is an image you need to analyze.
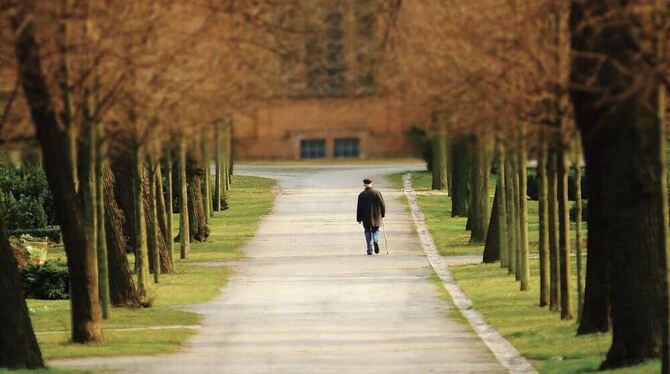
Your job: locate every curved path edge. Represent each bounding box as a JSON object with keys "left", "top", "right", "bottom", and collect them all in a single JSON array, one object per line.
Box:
[{"left": 403, "top": 173, "right": 537, "bottom": 374}]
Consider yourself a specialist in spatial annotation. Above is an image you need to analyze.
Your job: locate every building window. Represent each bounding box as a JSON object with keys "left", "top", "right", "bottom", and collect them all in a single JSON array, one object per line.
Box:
[
  {"left": 300, "top": 139, "right": 326, "bottom": 159},
  {"left": 334, "top": 138, "right": 360, "bottom": 158}
]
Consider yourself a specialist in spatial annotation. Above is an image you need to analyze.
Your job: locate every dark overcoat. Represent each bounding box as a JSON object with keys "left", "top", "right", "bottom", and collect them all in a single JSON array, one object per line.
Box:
[{"left": 356, "top": 187, "right": 386, "bottom": 229}]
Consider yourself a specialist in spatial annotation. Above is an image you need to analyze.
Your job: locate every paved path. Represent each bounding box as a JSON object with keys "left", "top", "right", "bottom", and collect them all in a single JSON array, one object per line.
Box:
[{"left": 52, "top": 163, "right": 505, "bottom": 373}]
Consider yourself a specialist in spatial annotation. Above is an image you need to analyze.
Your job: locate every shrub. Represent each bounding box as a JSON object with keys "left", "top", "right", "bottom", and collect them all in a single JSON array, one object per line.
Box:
[
  {"left": 8, "top": 227, "right": 61, "bottom": 243},
  {"left": 20, "top": 260, "right": 69, "bottom": 300},
  {"left": 0, "top": 161, "right": 57, "bottom": 227},
  {"left": 4, "top": 193, "right": 48, "bottom": 230}
]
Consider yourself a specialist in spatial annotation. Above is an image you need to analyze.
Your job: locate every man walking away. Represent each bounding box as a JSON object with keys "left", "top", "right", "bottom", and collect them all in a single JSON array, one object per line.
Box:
[{"left": 357, "top": 178, "right": 386, "bottom": 255}]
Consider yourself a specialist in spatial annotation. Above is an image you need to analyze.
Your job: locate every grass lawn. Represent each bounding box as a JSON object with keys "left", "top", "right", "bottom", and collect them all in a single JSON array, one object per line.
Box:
[
  {"left": 29, "top": 175, "right": 276, "bottom": 362},
  {"left": 390, "top": 170, "right": 660, "bottom": 373}
]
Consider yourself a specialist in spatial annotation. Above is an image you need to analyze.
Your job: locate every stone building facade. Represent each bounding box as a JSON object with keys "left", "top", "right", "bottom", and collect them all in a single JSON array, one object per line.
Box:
[{"left": 232, "top": 0, "right": 416, "bottom": 160}]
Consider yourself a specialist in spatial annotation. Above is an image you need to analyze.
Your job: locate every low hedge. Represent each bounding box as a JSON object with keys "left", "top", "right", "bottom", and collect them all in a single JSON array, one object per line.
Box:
[
  {"left": 20, "top": 259, "right": 69, "bottom": 300},
  {"left": 9, "top": 226, "right": 61, "bottom": 243}
]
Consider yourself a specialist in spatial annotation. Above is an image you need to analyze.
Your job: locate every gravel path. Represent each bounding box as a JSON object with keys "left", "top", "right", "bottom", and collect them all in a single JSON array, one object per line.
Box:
[{"left": 51, "top": 163, "right": 506, "bottom": 373}]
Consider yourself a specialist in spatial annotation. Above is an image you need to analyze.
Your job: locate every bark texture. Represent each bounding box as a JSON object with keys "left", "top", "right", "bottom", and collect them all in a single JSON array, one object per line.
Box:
[
  {"left": 496, "top": 144, "right": 508, "bottom": 268},
  {"left": 103, "top": 166, "right": 141, "bottom": 308},
  {"left": 571, "top": 2, "right": 668, "bottom": 366},
  {"left": 574, "top": 150, "right": 584, "bottom": 321},
  {"left": 451, "top": 137, "right": 471, "bottom": 217},
  {"left": 469, "top": 136, "right": 490, "bottom": 243},
  {"left": 111, "top": 154, "right": 137, "bottom": 252},
  {"left": 10, "top": 3, "right": 103, "bottom": 342},
  {"left": 505, "top": 150, "right": 518, "bottom": 276},
  {"left": 548, "top": 150, "right": 561, "bottom": 312},
  {"left": 558, "top": 150, "right": 573, "bottom": 320},
  {"left": 187, "top": 154, "right": 209, "bottom": 242},
  {"left": 538, "top": 142, "right": 550, "bottom": 307},
  {"left": 517, "top": 133, "right": 530, "bottom": 291},
  {"left": 155, "top": 163, "right": 174, "bottom": 273},
  {"left": 179, "top": 139, "right": 191, "bottom": 259},
  {"left": 164, "top": 152, "right": 175, "bottom": 263},
  {"left": 144, "top": 169, "right": 173, "bottom": 276},
  {"left": 577, "top": 144, "right": 610, "bottom": 334},
  {"left": 431, "top": 134, "right": 448, "bottom": 191},
  {"left": 0, "top": 203, "right": 44, "bottom": 368},
  {"left": 96, "top": 158, "right": 110, "bottom": 319},
  {"left": 482, "top": 179, "right": 501, "bottom": 263}
]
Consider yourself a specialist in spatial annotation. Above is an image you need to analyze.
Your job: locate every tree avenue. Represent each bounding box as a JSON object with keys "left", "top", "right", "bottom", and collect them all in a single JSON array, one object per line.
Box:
[
  {"left": 385, "top": 0, "right": 670, "bottom": 371},
  {"left": 0, "top": 0, "right": 295, "bottom": 368},
  {"left": 0, "top": 0, "right": 669, "bottom": 373}
]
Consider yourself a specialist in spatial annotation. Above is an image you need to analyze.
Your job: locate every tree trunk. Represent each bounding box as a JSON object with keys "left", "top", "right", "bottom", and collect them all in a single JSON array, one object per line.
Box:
[
  {"left": 548, "top": 150, "right": 561, "bottom": 312},
  {"left": 187, "top": 152, "right": 208, "bottom": 242},
  {"left": 577, "top": 140, "right": 610, "bottom": 334},
  {"left": 111, "top": 154, "right": 136, "bottom": 252},
  {"left": 571, "top": 3, "right": 668, "bottom": 361},
  {"left": 505, "top": 149, "right": 518, "bottom": 276},
  {"left": 143, "top": 165, "right": 171, "bottom": 277},
  {"left": 214, "top": 121, "right": 222, "bottom": 212},
  {"left": 538, "top": 140, "right": 550, "bottom": 307},
  {"left": 496, "top": 142, "right": 508, "bottom": 268},
  {"left": 448, "top": 145, "right": 454, "bottom": 197},
  {"left": 147, "top": 158, "right": 160, "bottom": 284},
  {"left": 95, "top": 124, "right": 110, "bottom": 319},
  {"left": 155, "top": 161, "right": 174, "bottom": 273},
  {"left": 103, "top": 165, "right": 141, "bottom": 308},
  {"left": 580, "top": 97, "right": 666, "bottom": 367},
  {"left": 164, "top": 151, "right": 175, "bottom": 262},
  {"left": 431, "top": 132, "right": 448, "bottom": 191},
  {"left": 10, "top": 4, "right": 103, "bottom": 343},
  {"left": 517, "top": 129, "right": 530, "bottom": 291},
  {"left": 0, "top": 201, "right": 44, "bottom": 368},
  {"left": 55, "top": 0, "right": 77, "bottom": 195},
  {"left": 225, "top": 123, "right": 233, "bottom": 190},
  {"left": 451, "top": 137, "right": 471, "bottom": 217},
  {"left": 469, "top": 136, "right": 490, "bottom": 243},
  {"left": 221, "top": 122, "right": 231, "bottom": 209},
  {"left": 78, "top": 117, "right": 99, "bottom": 322},
  {"left": 202, "top": 132, "right": 212, "bottom": 222},
  {"left": 179, "top": 139, "right": 190, "bottom": 259},
  {"left": 511, "top": 150, "right": 521, "bottom": 281},
  {"left": 558, "top": 149, "right": 573, "bottom": 320},
  {"left": 574, "top": 143, "right": 584, "bottom": 321},
  {"left": 483, "top": 178, "right": 501, "bottom": 263},
  {"left": 132, "top": 141, "right": 149, "bottom": 297}
]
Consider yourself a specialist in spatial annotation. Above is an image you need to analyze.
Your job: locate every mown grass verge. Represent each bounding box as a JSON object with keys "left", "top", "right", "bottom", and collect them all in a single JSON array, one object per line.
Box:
[
  {"left": 390, "top": 170, "right": 660, "bottom": 373},
  {"left": 28, "top": 175, "right": 275, "bottom": 362}
]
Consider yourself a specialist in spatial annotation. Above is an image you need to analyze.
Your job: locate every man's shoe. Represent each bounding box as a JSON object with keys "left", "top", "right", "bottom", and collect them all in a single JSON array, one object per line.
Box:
[
  {"left": 374, "top": 242, "right": 380, "bottom": 254},
  {"left": 367, "top": 251, "right": 373, "bottom": 256}
]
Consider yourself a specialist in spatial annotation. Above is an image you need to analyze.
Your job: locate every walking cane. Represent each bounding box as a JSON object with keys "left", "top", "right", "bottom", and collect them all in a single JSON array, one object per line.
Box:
[{"left": 382, "top": 218, "right": 389, "bottom": 255}]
